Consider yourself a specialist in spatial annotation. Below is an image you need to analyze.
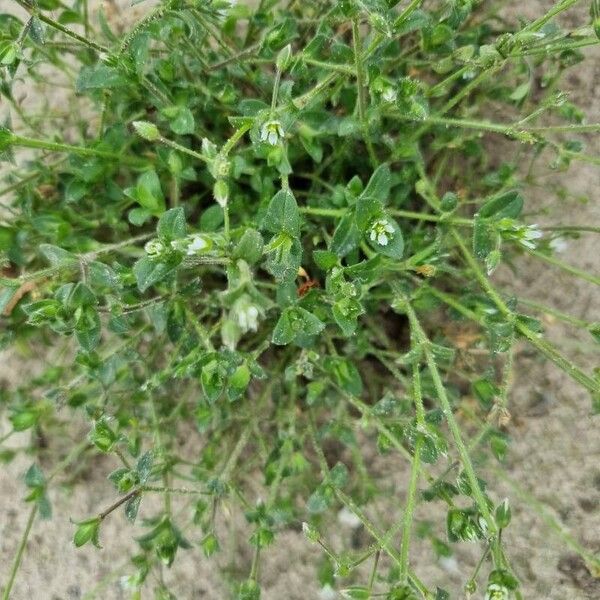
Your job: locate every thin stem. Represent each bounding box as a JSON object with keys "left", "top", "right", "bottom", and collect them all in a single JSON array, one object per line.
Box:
[
  {"left": 399, "top": 363, "right": 424, "bottom": 582},
  {"left": 10, "top": 134, "right": 145, "bottom": 165},
  {"left": 221, "top": 124, "right": 252, "bottom": 157},
  {"left": 1, "top": 504, "right": 38, "bottom": 600},
  {"left": 299, "top": 205, "right": 472, "bottom": 226},
  {"left": 451, "top": 229, "right": 600, "bottom": 396},
  {"left": 528, "top": 249, "right": 600, "bottom": 287},
  {"left": 159, "top": 137, "right": 209, "bottom": 163},
  {"left": 1, "top": 440, "right": 89, "bottom": 600},
  {"left": 15, "top": 0, "right": 109, "bottom": 54},
  {"left": 351, "top": 18, "right": 377, "bottom": 167},
  {"left": 368, "top": 550, "right": 380, "bottom": 594},
  {"left": 404, "top": 301, "right": 499, "bottom": 539},
  {"left": 98, "top": 489, "right": 140, "bottom": 520},
  {"left": 271, "top": 69, "right": 282, "bottom": 112}
]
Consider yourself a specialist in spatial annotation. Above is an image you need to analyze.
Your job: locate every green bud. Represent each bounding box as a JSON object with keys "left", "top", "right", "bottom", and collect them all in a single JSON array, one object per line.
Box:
[
  {"left": 214, "top": 179, "right": 229, "bottom": 207},
  {"left": 495, "top": 498, "right": 512, "bottom": 529},
  {"left": 0, "top": 126, "right": 14, "bottom": 153},
  {"left": 440, "top": 191, "right": 458, "bottom": 212},
  {"left": 73, "top": 517, "right": 101, "bottom": 548},
  {"left": 200, "top": 532, "right": 220, "bottom": 557},
  {"left": 132, "top": 121, "right": 160, "bottom": 142},
  {"left": 302, "top": 521, "right": 320, "bottom": 543},
  {"left": 276, "top": 44, "right": 292, "bottom": 72}
]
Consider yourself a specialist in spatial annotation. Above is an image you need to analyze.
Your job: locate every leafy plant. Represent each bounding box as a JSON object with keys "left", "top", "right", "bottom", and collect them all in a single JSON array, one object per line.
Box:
[{"left": 1, "top": 0, "right": 600, "bottom": 598}]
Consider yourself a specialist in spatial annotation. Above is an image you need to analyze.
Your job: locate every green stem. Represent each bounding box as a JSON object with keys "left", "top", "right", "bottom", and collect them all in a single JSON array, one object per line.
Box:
[
  {"left": 523, "top": 0, "right": 581, "bottom": 33},
  {"left": 334, "top": 489, "right": 432, "bottom": 599},
  {"left": 368, "top": 550, "right": 380, "bottom": 595},
  {"left": 351, "top": 18, "right": 377, "bottom": 167},
  {"left": 399, "top": 363, "right": 424, "bottom": 581},
  {"left": 451, "top": 229, "right": 600, "bottom": 396},
  {"left": 404, "top": 301, "right": 499, "bottom": 539},
  {"left": 10, "top": 134, "right": 144, "bottom": 165},
  {"left": 271, "top": 69, "right": 282, "bottom": 112},
  {"left": 292, "top": 72, "right": 339, "bottom": 110},
  {"left": 221, "top": 124, "right": 252, "bottom": 157},
  {"left": 1, "top": 440, "right": 89, "bottom": 600},
  {"left": 303, "top": 57, "right": 355, "bottom": 75},
  {"left": 1, "top": 504, "right": 37, "bottom": 600},
  {"left": 159, "top": 136, "right": 209, "bottom": 163},
  {"left": 299, "top": 205, "right": 472, "bottom": 226},
  {"left": 15, "top": 0, "right": 109, "bottom": 54},
  {"left": 518, "top": 297, "right": 589, "bottom": 329},
  {"left": 528, "top": 249, "right": 600, "bottom": 286}
]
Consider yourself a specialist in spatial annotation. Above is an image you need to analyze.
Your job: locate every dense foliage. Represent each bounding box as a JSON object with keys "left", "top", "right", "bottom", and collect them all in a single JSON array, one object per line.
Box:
[{"left": 1, "top": 0, "right": 600, "bottom": 598}]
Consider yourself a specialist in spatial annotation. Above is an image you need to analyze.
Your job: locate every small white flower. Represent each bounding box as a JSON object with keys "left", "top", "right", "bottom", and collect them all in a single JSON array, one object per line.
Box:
[
  {"left": 518, "top": 224, "right": 543, "bottom": 250},
  {"left": 369, "top": 218, "right": 395, "bottom": 246},
  {"left": 318, "top": 585, "right": 337, "bottom": 600},
  {"left": 171, "top": 234, "right": 210, "bottom": 255},
  {"left": 260, "top": 119, "right": 285, "bottom": 145},
  {"left": 232, "top": 296, "right": 261, "bottom": 333},
  {"left": 337, "top": 506, "right": 361, "bottom": 528},
  {"left": 382, "top": 86, "right": 397, "bottom": 103},
  {"left": 144, "top": 239, "right": 166, "bottom": 256},
  {"left": 549, "top": 237, "right": 568, "bottom": 253},
  {"left": 184, "top": 234, "right": 209, "bottom": 255},
  {"left": 438, "top": 556, "right": 460, "bottom": 575},
  {"left": 484, "top": 583, "right": 509, "bottom": 600}
]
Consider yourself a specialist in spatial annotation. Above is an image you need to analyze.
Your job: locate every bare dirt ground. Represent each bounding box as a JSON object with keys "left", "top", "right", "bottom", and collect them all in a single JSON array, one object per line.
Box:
[{"left": 1, "top": 1, "right": 599, "bottom": 599}]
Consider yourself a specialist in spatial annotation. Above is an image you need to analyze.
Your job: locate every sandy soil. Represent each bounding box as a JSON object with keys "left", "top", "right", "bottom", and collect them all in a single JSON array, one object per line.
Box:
[{"left": 1, "top": 1, "right": 599, "bottom": 599}]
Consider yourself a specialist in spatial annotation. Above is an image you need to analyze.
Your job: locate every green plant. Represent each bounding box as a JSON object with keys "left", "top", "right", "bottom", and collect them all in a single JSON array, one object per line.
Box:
[{"left": 1, "top": 0, "right": 600, "bottom": 598}]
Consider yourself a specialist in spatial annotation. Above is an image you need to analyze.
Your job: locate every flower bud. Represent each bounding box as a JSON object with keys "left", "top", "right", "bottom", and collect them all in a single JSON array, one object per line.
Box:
[
  {"left": 213, "top": 179, "right": 229, "bottom": 207},
  {"left": 132, "top": 121, "right": 160, "bottom": 142},
  {"left": 276, "top": 44, "right": 292, "bottom": 72}
]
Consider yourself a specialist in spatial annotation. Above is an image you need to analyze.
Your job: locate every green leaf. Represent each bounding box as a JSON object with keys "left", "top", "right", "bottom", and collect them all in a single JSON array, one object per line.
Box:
[
  {"left": 25, "top": 463, "right": 45, "bottom": 488},
  {"left": 330, "top": 213, "right": 360, "bottom": 257},
  {"left": 589, "top": 323, "right": 600, "bottom": 344},
  {"left": 324, "top": 356, "right": 362, "bottom": 396},
  {"left": 29, "top": 16, "right": 45, "bottom": 44},
  {"left": 478, "top": 190, "right": 524, "bottom": 220},
  {"left": 233, "top": 229, "right": 264, "bottom": 265},
  {"left": 0, "top": 282, "right": 20, "bottom": 315},
  {"left": 136, "top": 451, "right": 154, "bottom": 483},
  {"left": 355, "top": 196, "right": 384, "bottom": 232},
  {"left": 472, "top": 217, "right": 498, "bottom": 260},
  {"left": 77, "top": 64, "right": 128, "bottom": 91},
  {"left": 472, "top": 378, "right": 499, "bottom": 410},
  {"left": 157, "top": 207, "right": 187, "bottom": 241},
  {"left": 133, "top": 257, "right": 178, "bottom": 292},
  {"left": 168, "top": 107, "right": 195, "bottom": 135},
  {"left": 272, "top": 306, "right": 325, "bottom": 345},
  {"left": 306, "top": 486, "right": 331, "bottom": 513},
  {"left": 88, "top": 261, "right": 120, "bottom": 289},
  {"left": 361, "top": 163, "right": 391, "bottom": 203},
  {"left": 332, "top": 297, "right": 364, "bottom": 337},
  {"left": 264, "top": 233, "right": 302, "bottom": 281},
  {"left": 313, "top": 250, "right": 338, "bottom": 271},
  {"left": 75, "top": 306, "right": 101, "bottom": 352},
  {"left": 262, "top": 189, "right": 300, "bottom": 236},
  {"left": 125, "top": 494, "right": 142, "bottom": 523},
  {"left": 39, "top": 244, "right": 78, "bottom": 267},
  {"left": 127, "top": 170, "right": 165, "bottom": 214}
]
